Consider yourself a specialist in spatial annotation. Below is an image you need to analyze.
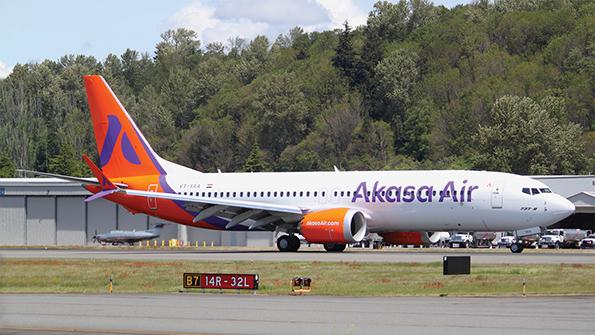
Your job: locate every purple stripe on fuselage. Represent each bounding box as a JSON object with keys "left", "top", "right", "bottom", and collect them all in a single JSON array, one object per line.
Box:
[{"left": 99, "top": 115, "right": 122, "bottom": 167}]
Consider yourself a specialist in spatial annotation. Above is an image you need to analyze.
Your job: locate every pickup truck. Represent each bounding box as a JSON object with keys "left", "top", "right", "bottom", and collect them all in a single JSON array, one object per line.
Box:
[{"left": 449, "top": 233, "right": 473, "bottom": 248}]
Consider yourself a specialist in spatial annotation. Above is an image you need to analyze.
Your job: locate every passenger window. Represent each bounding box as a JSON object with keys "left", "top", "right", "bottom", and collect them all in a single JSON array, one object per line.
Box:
[
  {"left": 340, "top": 191, "right": 344, "bottom": 197},
  {"left": 240, "top": 192, "right": 243, "bottom": 197},
  {"left": 322, "top": 191, "right": 326, "bottom": 197},
  {"left": 293, "top": 191, "right": 297, "bottom": 197},
  {"left": 280, "top": 192, "right": 284, "bottom": 197},
  {"left": 433, "top": 190, "right": 436, "bottom": 196},
  {"left": 314, "top": 191, "right": 318, "bottom": 197},
  {"left": 531, "top": 188, "right": 540, "bottom": 195},
  {"left": 334, "top": 191, "right": 337, "bottom": 197},
  {"left": 184, "top": 192, "right": 187, "bottom": 195},
  {"left": 267, "top": 192, "right": 271, "bottom": 197},
  {"left": 260, "top": 192, "right": 264, "bottom": 197},
  {"left": 233, "top": 192, "right": 236, "bottom": 197},
  {"left": 347, "top": 191, "right": 350, "bottom": 197},
  {"left": 299, "top": 191, "right": 303, "bottom": 197},
  {"left": 306, "top": 191, "right": 310, "bottom": 197},
  {"left": 201, "top": 192, "right": 205, "bottom": 197},
  {"left": 273, "top": 192, "right": 277, "bottom": 197},
  {"left": 522, "top": 188, "right": 530, "bottom": 195}
]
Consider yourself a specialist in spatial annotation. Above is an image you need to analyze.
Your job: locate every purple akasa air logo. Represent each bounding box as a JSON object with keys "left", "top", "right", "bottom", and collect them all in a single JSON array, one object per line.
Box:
[
  {"left": 99, "top": 115, "right": 141, "bottom": 167},
  {"left": 351, "top": 180, "right": 479, "bottom": 203}
]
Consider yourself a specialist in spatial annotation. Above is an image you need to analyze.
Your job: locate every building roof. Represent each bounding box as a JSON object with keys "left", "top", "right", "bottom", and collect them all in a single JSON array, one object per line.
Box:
[{"left": 0, "top": 178, "right": 91, "bottom": 196}]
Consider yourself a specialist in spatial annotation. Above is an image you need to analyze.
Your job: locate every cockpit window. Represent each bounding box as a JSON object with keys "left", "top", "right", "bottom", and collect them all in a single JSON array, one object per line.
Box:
[
  {"left": 531, "top": 188, "right": 540, "bottom": 195},
  {"left": 539, "top": 188, "right": 552, "bottom": 193},
  {"left": 522, "top": 188, "right": 530, "bottom": 195}
]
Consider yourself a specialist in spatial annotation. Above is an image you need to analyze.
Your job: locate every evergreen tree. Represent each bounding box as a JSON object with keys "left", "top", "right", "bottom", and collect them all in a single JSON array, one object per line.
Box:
[
  {"left": 48, "top": 144, "right": 86, "bottom": 177},
  {"left": 332, "top": 22, "right": 363, "bottom": 87},
  {"left": 242, "top": 146, "right": 270, "bottom": 172},
  {"left": 0, "top": 153, "right": 16, "bottom": 178}
]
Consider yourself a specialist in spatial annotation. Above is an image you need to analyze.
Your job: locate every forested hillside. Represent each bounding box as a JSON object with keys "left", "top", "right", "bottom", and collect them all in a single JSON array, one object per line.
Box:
[{"left": 0, "top": 0, "right": 593, "bottom": 177}]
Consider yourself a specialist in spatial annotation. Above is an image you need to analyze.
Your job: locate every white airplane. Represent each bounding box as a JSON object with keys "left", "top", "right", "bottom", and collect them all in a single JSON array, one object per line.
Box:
[{"left": 21, "top": 75, "right": 576, "bottom": 253}]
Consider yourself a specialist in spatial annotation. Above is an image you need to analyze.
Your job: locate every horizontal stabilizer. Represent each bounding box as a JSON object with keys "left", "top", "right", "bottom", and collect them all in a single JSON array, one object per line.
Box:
[
  {"left": 83, "top": 154, "right": 117, "bottom": 190},
  {"left": 84, "top": 188, "right": 120, "bottom": 202}
]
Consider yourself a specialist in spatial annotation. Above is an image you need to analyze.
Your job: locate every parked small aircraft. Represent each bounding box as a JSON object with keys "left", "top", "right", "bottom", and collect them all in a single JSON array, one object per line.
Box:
[{"left": 93, "top": 223, "right": 166, "bottom": 245}]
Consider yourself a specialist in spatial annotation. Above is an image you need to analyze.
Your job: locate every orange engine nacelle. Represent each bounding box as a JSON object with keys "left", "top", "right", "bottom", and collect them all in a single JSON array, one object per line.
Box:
[
  {"left": 300, "top": 208, "right": 367, "bottom": 244},
  {"left": 381, "top": 232, "right": 432, "bottom": 246}
]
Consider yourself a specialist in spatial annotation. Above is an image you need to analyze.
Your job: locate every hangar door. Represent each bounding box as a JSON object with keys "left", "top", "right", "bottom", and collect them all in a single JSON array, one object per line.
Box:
[
  {"left": 26, "top": 197, "right": 56, "bottom": 245},
  {"left": 57, "top": 197, "right": 86, "bottom": 245},
  {"left": 0, "top": 196, "right": 26, "bottom": 245}
]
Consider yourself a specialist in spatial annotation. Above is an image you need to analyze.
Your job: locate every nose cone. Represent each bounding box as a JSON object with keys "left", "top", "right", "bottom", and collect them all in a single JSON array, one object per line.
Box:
[{"left": 550, "top": 196, "right": 575, "bottom": 220}]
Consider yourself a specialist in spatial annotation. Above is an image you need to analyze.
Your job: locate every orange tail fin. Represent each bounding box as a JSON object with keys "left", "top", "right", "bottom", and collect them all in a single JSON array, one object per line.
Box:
[{"left": 83, "top": 75, "right": 166, "bottom": 178}]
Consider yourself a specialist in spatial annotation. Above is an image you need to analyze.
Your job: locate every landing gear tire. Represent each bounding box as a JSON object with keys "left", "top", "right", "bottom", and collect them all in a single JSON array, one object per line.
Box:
[
  {"left": 510, "top": 242, "right": 524, "bottom": 254},
  {"left": 323, "top": 243, "right": 346, "bottom": 252},
  {"left": 277, "top": 234, "right": 300, "bottom": 252}
]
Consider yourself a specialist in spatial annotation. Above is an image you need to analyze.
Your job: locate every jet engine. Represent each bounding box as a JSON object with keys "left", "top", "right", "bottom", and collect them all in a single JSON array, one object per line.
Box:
[
  {"left": 300, "top": 208, "right": 367, "bottom": 244},
  {"left": 380, "top": 231, "right": 446, "bottom": 246}
]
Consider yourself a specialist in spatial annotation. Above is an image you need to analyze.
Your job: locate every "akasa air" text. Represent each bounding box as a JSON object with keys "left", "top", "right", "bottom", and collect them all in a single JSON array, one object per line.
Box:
[{"left": 351, "top": 180, "right": 479, "bottom": 203}]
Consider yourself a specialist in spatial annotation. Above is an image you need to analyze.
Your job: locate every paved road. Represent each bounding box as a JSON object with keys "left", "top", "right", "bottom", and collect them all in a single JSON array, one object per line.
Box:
[
  {"left": 1, "top": 248, "right": 594, "bottom": 264},
  {"left": 0, "top": 294, "right": 593, "bottom": 335}
]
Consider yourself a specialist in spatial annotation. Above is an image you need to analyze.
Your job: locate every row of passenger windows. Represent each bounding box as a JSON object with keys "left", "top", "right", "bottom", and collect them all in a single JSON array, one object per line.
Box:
[
  {"left": 522, "top": 187, "right": 552, "bottom": 195},
  {"left": 176, "top": 189, "right": 472, "bottom": 198}
]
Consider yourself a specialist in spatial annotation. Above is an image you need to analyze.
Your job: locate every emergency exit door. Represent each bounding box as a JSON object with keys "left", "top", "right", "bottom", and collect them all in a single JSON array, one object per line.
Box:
[
  {"left": 491, "top": 183, "right": 503, "bottom": 208},
  {"left": 147, "top": 184, "right": 158, "bottom": 210}
]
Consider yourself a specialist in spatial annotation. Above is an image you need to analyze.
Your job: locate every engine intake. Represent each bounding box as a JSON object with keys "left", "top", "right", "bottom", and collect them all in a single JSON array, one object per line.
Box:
[{"left": 300, "top": 208, "right": 367, "bottom": 244}]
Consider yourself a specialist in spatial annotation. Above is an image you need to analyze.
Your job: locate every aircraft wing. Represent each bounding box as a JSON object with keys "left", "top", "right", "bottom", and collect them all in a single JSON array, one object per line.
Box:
[{"left": 122, "top": 188, "right": 306, "bottom": 230}]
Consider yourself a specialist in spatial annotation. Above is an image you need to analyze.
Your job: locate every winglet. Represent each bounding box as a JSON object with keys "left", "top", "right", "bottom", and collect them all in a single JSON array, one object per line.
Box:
[{"left": 83, "top": 154, "right": 117, "bottom": 192}]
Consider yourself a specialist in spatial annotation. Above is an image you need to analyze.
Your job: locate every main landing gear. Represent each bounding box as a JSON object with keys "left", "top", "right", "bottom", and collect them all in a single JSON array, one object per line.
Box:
[
  {"left": 277, "top": 234, "right": 301, "bottom": 252},
  {"left": 323, "top": 243, "right": 346, "bottom": 252},
  {"left": 510, "top": 242, "right": 525, "bottom": 253}
]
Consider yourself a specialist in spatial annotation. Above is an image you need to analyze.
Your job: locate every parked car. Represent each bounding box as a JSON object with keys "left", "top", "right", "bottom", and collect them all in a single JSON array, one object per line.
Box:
[
  {"left": 580, "top": 234, "right": 595, "bottom": 249},
  {"left": 497, "top": 236, "right": 516, "bottom": 248}
]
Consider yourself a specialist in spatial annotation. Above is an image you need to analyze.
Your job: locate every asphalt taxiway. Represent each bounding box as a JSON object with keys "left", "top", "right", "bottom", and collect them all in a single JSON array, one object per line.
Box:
[
  {"left": 1, "top": 294, "right": 594, "bottom": 335},
  {"left": 1, "top": 248, "right": 594, "bottom": 264}
]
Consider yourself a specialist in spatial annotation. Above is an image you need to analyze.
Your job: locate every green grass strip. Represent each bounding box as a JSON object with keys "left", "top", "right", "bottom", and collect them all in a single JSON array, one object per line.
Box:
[{"left": 1, "top": 259, "right": 594, "bottom": 296}]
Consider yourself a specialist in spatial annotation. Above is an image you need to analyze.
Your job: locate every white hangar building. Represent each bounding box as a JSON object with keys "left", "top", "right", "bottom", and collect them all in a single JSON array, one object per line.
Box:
[
  {"left": 0, "top": 178, "right": 273, "bottom": 246},
  {"left": 0, "top": 175, "right": 593, "bottom": 246}
]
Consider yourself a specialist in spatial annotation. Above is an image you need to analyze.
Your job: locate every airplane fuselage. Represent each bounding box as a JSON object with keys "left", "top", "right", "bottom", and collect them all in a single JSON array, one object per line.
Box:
[{"left": 159, "top": 167, "right": 572, "bottom": 233}]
